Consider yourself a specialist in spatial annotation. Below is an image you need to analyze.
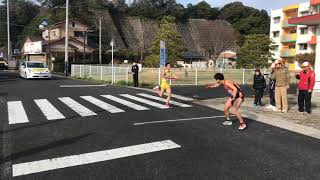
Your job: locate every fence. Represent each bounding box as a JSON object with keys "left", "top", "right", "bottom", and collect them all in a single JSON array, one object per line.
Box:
[{"left": 71, "top": 64, "right": 298, "bottom": 86}]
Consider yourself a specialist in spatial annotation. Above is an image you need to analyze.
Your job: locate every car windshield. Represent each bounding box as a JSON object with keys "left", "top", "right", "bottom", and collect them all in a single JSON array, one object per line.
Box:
[{"left": 27, "top": 62, "right": 46, "bottom": 68}]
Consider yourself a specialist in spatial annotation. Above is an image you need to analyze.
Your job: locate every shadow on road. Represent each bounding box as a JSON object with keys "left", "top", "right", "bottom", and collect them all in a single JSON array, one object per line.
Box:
[{"left": 0, "top": 133, "right": 93, "bottom": 163}]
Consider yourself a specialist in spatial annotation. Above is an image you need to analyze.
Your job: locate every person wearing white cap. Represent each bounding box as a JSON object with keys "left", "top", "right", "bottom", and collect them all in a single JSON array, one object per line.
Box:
[
  {"left": 272, "top": 59, "right": 290, "bottom": 113},
  {"left": 266, "top": 63, "right": 277, "bottom": 111},
  {"left": 295, "top": 62, "right": 315, "bottom": 114}
]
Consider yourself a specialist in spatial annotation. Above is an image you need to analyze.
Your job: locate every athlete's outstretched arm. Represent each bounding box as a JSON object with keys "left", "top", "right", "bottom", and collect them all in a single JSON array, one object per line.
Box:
[{"left": 205, "top": 83, "right": 220, "bottom": 89}]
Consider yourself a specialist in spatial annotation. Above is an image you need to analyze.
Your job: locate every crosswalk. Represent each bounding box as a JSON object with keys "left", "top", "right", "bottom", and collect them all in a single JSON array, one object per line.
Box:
[{"left": 6, "top": 94, "right": 192, "bottom": 125}]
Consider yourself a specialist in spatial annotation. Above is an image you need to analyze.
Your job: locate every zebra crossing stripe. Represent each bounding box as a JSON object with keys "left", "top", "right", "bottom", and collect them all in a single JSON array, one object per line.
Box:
[
  {"left": 170, "top": 94, "right": 194, "bottom": 101},
  {"left": 80, "top": 96, "right": 124, "bottom": 113},
  {"left": 34, "top": 99, "right": 65, "bottom": 120},
  {"left": 101, "top": 95, "right": 149, "bottom": 111},
  {"left": 120, "top": 94, "right": 168, "bottom": 109},
  {"left": 58, "top": 97, "right": 97, "bottom": 117},
  {"left": 137, "top": 93, "right": 192, "bottom": 108},
  {"left": 7, "top": 101, "right": 29, "bottom": 125}
]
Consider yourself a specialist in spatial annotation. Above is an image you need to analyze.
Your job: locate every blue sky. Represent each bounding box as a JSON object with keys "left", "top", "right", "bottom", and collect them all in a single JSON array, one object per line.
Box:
[{"left": 177, "top": 0, "right": 308, "bottom": 12}]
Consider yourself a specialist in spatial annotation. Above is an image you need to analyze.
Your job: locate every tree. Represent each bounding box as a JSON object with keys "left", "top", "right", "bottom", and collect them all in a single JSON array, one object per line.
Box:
[
  {"left": 296, "top": 53, "right": 316, "bottom": 66},
  {"left": 186, "top": 1, "right": 219, "bottom": 20},
  {"left": 199, "top": 20, "right": 239, "bottom": 64},
  {"left": 219, "top": 2, "right": 270, "bottom": 35},
  {"left": 237, "top": 34, "right": 272, "bottom": 68},
  {"left": 144, "top": 16, "right": 186, "bottom": 67}
]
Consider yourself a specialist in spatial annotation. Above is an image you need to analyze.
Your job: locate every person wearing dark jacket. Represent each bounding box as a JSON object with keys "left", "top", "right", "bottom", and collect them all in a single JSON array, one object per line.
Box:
[
  {"left": 131, "top": 62, "right": 139, "bottom": 87},
  {"left": 266, "top": 63, "right": 276, "bottom": 110},
  {"left": 296, "top": 62, "right": 315, "bottom": 114},
  {"left": 253, "top": 69, "right": 266, "bottom": 107}
]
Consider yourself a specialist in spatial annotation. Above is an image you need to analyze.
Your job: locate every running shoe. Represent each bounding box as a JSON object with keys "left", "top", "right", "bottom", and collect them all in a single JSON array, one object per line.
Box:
[
  {"left": 238, "top": 123, "right": 247, "bottom": 130},
  {"left": 222, "top": 120, "right": 233, "bottom": 126},
  {"left": 166, "top": 103, "right": 170, "bottom": 108},
  {"left": 153, "top": 86, "right": 160, "bottom": 92}
]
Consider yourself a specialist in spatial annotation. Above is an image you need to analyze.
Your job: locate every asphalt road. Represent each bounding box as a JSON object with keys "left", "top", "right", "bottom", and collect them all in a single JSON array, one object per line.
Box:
[{"left": 0, "top": 71, "right": 319, "bottom": 180}]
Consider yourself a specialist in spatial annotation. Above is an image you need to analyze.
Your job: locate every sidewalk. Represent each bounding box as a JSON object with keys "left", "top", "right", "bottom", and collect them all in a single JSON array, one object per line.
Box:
[{"left": 195, "top": 94, "right": 320, "bottom": 139}]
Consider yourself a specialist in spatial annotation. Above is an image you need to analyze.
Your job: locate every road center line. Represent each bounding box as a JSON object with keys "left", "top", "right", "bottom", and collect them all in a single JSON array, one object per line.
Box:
[
  {"left": 60, "top": 85, "right": 107, "bottom": 88},
  {"left": 134, "top": 115, "right": 235, "bottom": 126},
  {"left": 12, "top": 140, "right": 181, "bottom": 177}
]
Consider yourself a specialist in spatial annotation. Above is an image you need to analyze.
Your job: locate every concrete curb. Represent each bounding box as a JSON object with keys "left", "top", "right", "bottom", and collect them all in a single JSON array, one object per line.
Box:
[{"left": 196, "top": 99, "right": 320, "bottom": 140}]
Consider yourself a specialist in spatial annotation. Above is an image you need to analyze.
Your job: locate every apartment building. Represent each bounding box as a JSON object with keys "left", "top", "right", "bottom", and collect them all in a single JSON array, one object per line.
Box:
[{"left": 270, "top": 0, "right": 320, "bottom": 92}]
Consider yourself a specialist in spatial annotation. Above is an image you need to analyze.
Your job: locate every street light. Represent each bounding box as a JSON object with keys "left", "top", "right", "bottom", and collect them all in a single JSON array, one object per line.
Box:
[
  {"left": 39, "top": 19, "right": 52, "bottom": 71},
  {"left": 110, "top": 39, "right": 115, "bottom": 84}
]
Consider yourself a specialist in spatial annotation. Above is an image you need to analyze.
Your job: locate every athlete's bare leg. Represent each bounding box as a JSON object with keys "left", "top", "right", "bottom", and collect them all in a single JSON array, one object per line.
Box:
[
  {"left": 165, "top": 87, "right": 171, "bottom": 105},
  {"left": 231, "top": 98, "right": 245, "bottom": 124},
  {"left": 224, "top": 98, "right": 233, "bottom": 120},
  {"left": 157, "top": 88, "right": 165, "bottom": 97}
]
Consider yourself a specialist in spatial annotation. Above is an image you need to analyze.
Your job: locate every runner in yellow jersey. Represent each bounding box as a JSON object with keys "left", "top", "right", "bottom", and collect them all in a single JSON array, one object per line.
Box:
[{"left": 153, "top": 63, "right": 179, "bottom": 108}]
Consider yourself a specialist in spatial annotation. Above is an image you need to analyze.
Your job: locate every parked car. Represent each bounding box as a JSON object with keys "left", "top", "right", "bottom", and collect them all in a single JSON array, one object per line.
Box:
[
  {"left": 0, "top": 58, "right": 8, "bottom": 70},
  {"left": 19, "top": 61, "right": 51, "bottom": 79}
]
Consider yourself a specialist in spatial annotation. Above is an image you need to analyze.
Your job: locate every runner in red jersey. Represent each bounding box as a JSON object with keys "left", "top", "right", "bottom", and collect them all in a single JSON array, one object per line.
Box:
[{"left": 206, "top": 73, "right": 247, "bottom": 130}]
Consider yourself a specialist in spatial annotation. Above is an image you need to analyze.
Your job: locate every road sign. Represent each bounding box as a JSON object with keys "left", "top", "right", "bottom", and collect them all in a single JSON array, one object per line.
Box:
[
  {"left": 13, "top": 49, "right": 20, "bottom": 55},
  {"left": 160, "top": 41, "right": 166, "bottom": 68},
  {"left": 41, "top": 19, "right": 48, "bottom": 27}
]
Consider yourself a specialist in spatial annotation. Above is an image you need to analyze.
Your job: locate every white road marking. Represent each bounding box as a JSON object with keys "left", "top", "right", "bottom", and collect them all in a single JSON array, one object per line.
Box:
[
  {"left": 60, "top": 85, "right": 107, "bottom": 88},
  {"left": 170, "top": 94, "right": 194, "bottom": 101},
  {"left": 81, "top": 96, "right": 124, "bottom": 113},
  {"left": 101, "top": 95, "right": 149, "bottom": 111},
  {"left": 34, "top": 99, "right": 65, "bottom": 120},
  {"left": 58, "top": 97, "right": 97, "bottom": 117},
  {"left": 120, "top": 94, "right": 168, "bottom": 109},
  {"left": 12, "top": 140, "right": 181, "bottom": 177},
  {"left": 134, "top": 115, "right": 235, "bottom": 126},
  {"left": 7, "top": 101, "right": 29, "bottom": 124},
  {"left": 138, "top": 93, "right": 192, "bottom": 108}
]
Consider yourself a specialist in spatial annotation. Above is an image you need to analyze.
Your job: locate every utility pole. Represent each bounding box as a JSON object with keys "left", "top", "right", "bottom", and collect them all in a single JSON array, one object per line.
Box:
[
  {"left": 64, "top": 0, "right": 69, "bottom": 76},
  {"left": 99, "top": 18, "right": 102, "bottom": 65},
  {"left": 7, "top": 0, "right": 10, "bottom": 61}
]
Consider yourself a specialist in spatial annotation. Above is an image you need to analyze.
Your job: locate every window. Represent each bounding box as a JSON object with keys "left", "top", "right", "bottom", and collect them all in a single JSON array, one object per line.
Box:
[
  {"left": 300, "top": 11, "right": 309, "bottom": 16},
  {"left": 272, "top": 45, "right": 279, "bottom": 51},
  {"left": 273, "top": 31, "right": 280, "bottom": 38},
  {"left": 273, "top": 17, "right": 281, "bottom": 24},
  {"left": 300, "top": 28, "right": 308, "bottom": 35},
  {"left": 299, "top": 43, "right": 308, "bottom": 50},
  {"left": 53, "top": 31, "right": 56, "bottom": 37},
  {"left": 289, "top": 45, "right": 296, "bottom": 49},
  {"left": 72, "top": 22, "right": 75, "bottom": 27},
  {"left": 74, "top": 31, "right": 84, "bottom": 38}
]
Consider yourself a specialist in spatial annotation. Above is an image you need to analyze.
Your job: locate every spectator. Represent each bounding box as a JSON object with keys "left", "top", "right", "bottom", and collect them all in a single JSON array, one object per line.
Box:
[
  {"left": 272, "top": 60, "right": 290, "bottom": 113},
  {"left": 296, "top": 62, "right": 315, "bottom": 114},
  {"left": 253, "top": 69, "right": 266, "bottom": 107},
  {"left": 131, "top": 62, "right": 139, "bottom": 87},
  {"left": 266, "top": 63, "right": 277, "bottom": 111}
]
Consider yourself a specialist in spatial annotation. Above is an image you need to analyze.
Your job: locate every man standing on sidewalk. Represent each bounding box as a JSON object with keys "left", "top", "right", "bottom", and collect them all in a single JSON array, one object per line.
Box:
[
  {"left": 131, "top": 62, "right": 139, "bottom": 87},
  {"left": 266, "top": 63, "right": 277, "bottom": 111},
  {"left": 272, "top": 60, "right": 290, "bottom": 113},
  {"left": 296, "top": 62, "right": 315, "bottom": 114}
]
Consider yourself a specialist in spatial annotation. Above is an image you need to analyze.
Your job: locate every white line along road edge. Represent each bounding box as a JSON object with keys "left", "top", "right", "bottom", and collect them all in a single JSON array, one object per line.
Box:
[
  {"left": 12, "top": 140, "right": 181, "bottom": 177},
  {"left": 134, "top": 115, "right": 234, "bottom": 126},
  {"left": 60, "top": 84, "right": 107, "bottom": 88}
]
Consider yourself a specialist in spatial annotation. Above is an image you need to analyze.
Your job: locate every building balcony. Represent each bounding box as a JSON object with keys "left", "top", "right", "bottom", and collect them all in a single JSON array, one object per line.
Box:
[
  {"left": 310, "top": 0, "right": 320, "bottom": 6},
  {"left": 280, "top": 49, "right": 296, "bottom": 57},
  {"left": 308, "top": 35, "right": 317, "bottom": 45},
  {"left": 282, "top": 20, "right": 297, "bottom": 28},
  {"left": 281, "top": 34, "right": 297, "bottom": 42},
  {"left": 283, "top": 4, "right": 299, "bottom": 12},
  {"left": 288, "top": 13, "right": 320, "bottom": 25}
]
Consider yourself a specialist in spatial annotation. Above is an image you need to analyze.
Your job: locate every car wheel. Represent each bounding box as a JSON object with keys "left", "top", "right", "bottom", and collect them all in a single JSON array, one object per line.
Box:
[{"left": 25, "top": 72, "right": 29, "bottom": 79}]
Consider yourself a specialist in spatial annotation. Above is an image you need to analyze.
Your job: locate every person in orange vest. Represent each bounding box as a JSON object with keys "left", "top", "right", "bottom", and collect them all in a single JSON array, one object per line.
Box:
[{"left": 296, "top": 62, "right": 315, "bottom": 114}]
